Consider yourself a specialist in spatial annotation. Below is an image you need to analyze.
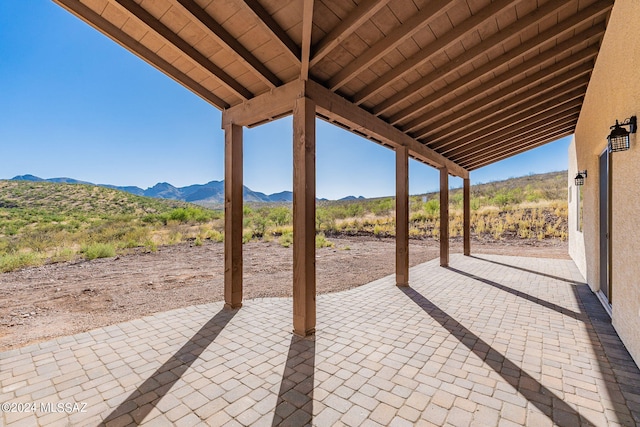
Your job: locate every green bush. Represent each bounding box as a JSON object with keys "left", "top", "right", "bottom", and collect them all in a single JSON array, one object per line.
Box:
[
  {"left": 279, "top": 231, "right": 293, "bottom": 248},
  {"left": 83, "top": 243, "right": 116, "bottom": 260},
  {"left": 164, "top": 207, "right": 213, "bottom": 224},
  {"left": 268, "top": 206, "right": 292, "bottom": 227},
  {"left": 0, "top": 252, "right": 42, "bottom": 272},
  {"left": 315, "top": 233, "right": 334, "bottom": 248}
]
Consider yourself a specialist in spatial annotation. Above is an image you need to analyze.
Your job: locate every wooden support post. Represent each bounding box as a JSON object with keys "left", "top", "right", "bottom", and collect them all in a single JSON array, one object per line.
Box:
[
  {"left": 396, "top": 145, "right": 409, "bottom": 286},
  {"left": 292, "top": 97, "right": 316, "bottom": 336},
  {"left": 440, "top": 167, "right": 449, "bottom": 267},
  {"left": 224, "top": 123, "right": 243, "bottom": 309},
  {"left": 463, "top": 177, "right": 471, "bottom": 256}
]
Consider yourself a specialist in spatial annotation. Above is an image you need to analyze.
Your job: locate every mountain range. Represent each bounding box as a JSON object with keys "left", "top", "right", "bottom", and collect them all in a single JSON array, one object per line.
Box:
[{"left": 8, "top": 175, "right": 362, "bottom": 203}]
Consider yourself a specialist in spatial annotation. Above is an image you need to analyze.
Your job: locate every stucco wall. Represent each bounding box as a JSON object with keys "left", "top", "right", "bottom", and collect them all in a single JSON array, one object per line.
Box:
[
  {"left": 573, "top": 0, "right": 640, "bottom": 366},
  {"left": 567, "top": 138, "right": 586, "bottom": 280}
]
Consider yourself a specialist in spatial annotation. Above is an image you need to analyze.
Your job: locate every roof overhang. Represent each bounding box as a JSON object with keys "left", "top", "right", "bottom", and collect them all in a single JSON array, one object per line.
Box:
[{"left": 53, "top": 0, "right": 614, "bottom": 176}]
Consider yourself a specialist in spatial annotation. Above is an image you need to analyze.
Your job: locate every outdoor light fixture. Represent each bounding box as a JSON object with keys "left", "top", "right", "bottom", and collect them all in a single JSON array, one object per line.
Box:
[
  {"left": 607, "top": 116, "right": 637, "bottom": 152},
  {"left": 575, "top": 170, "right": 587, "bottom": 186}
]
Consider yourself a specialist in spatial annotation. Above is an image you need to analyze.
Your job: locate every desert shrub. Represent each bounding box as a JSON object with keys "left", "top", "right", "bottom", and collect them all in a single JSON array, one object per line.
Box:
[
  {"left": 50, "top": 248, "right": 76, "bottom": 263},
  {"left": 268, "top": 206, "right": 292, "bottom": 227},
  {"left": 279, "top": 231, "right": 293, "bottom": 248},
  {"left": 315, "top": 233, "right": 334, "bottom": 248},
  {"left": 242, "top": 230, "right": 254, "bottom": 244},
  {"left": 250, "top": 212, "right": 269, "bottom": 237},
  {"left": 164, "top": 207, "right": 213, "bottom": 224},
  {"left": 316, "top": 208, "right": 336, "bottom": 231},
  {"left": 206, "top": 229, "right": 224, "bottom": 242},
  {"left": 82, "top": 243, "right": 116, "bottom": 260},
  {"left": 144, "top": 239, "right": 158, "bottom": 252},
  {"left": 370, "top": 198, "right": 394, "bottom": 216},
  {"left": 0, "top": 252, "right": 43, "bottom": 272},
  {"left": 424, "top": 199, "right": 440, "bottom": 217}
]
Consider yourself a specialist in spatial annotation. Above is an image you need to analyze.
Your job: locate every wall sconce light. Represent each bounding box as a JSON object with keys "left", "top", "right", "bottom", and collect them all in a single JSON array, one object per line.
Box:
[
  {"left": 607, "top": 116, "right": 637, "bottom": 152},
  {"left": 575, "top": 170, "right": 587, "bottom": 186}
]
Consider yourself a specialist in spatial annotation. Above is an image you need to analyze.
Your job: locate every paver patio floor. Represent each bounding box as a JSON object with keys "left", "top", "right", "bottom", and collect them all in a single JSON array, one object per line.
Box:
[{"left": 1, "top": 254, "right": 639, "bottom": 426}]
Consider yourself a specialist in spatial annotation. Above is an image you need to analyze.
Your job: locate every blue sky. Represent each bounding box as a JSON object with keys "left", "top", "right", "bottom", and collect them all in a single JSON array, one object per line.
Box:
[{"left": 0, "top": 1, "right": 571, "bottom": 200}]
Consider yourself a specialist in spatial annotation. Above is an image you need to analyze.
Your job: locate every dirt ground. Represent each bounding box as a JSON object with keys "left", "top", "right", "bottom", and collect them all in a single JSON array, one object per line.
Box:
[{"left": 0, "top": 236, "right": 568, "bottom": 351}]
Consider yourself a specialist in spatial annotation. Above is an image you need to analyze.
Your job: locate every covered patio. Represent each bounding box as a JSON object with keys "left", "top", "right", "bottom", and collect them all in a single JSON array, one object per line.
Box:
[
  {"left": 52, "top": 0, "right": 614, "bottom": 336},
  {"left": 1, "top": 254, "right": 639, "bottom": 426}
]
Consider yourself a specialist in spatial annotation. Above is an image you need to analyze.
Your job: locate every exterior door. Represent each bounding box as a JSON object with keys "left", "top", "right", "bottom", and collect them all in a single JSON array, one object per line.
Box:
[{"left": 599, "top": 150, "right": 611, "bottom": 303}]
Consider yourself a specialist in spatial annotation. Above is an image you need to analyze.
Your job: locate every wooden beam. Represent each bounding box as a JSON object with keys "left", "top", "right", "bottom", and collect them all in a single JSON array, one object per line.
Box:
[
  {"left": 440, "top": 168, "right": 449, "bottom": 267},
  {"left": 173, "top": 0, "right": 281, "bottom": 88},
  {"left": 224, "top": 123, "right": 243, "bottom": 310},
  {"left": 243, "top": 0, "right": 301, "bottom": 64},
  {"left": 222, "top": 80, "right": 305, "bottom": 127},
  {"left": 407, "top": 56, "right": 595, "bottom": 137},
  {"left": 292, "top": 97, "right": 316, "bottom": 337},
  {"left": 327, "top": 0, "right": 455, "bottom": 90},
  {"left": 389, "top": 26, "right": 604, "bottom": 126},
  {"left": 300, "top": 0, "right": 314, "bottom": 80},
  {"left": 426, "top": 85, "right": 587, "bottom": 150},
  {"left": 463, "top": 178, "right": 470, "bottom": 256},
  {"left": 396, "top": 145, "right": 409, "bottom": 286},
  {"left": 112, "top": 0, "right": 253, "bottom": 100},
  {"left": 311, "top": 0, "right": 390, "bottom": 68},
  {"left": 414, "top": 68, "right": 591, "bottom": 141},
  {"left": 373, "top": 0, "right": 611, "bottom": 116},
  {"left": 54, "top": 0, "right": 229, "bottom": 109},
  {"left": 304, "top": 80, "right": 468, "bottom": 178},
  {"left": 353, "top": 0, "right": 519, "bottom": 105}
]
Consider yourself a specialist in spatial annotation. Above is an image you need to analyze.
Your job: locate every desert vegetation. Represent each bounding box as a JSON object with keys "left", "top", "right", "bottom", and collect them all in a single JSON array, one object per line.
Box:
[
  {"left": 0, "top": 171, "right": 567, "bottom": 273},
  {"left": 0, "top": 181, "right": 222, "bottom": 272}
]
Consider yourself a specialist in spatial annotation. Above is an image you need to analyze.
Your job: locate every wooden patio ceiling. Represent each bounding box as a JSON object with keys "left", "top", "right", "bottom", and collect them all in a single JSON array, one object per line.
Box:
[{"left": 55, "top": 0, "right": 613, "bottom": 173}]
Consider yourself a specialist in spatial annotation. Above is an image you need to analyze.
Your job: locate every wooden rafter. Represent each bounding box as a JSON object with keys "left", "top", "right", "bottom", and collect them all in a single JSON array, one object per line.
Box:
[
  {"left": 300, "top": 0, "right": 314, "bottom": 80},
  {"left": 413, "top": 65, "right": 593, "bottom": 140},
  {"left": 468, "top": 131, "right": 575, "bottom": 170},
  {"left": 242, "top": 0, "right": 301, "bottom": 64},
  {"left": 173, "top": 0, "right": 281, "bottom": 88},
  {"left": 464, "top": 127, "right": 576, "bottom": 170},
  {"left": 327, "top": 0, "right": 456, "bottom": 91},
  {"left": 388, "top": 24, "right": 605, "bottom": 126},
  {"left": 373, "top": 0, "right": 610, "bottom": 116},
  {"left": 401, "top": 47, "right": 598, "bottom": 132},
  {"left": 55, "top": 0, "right": 230, "bottom": 109},
  {"left": 437, "top": 101, "right": 584, "bottom": 155},
  {"left": 310, "top": 0, "right": 390, "bottom": 68},
  {"left": 450, "top": 110, "right": 581, "bottom": 161},
  {"left": 112, "top": 0, "right": 253, "bottom": 100},
  {"left": 427, "top": 86, "right": 587, "bottom": 152},
  {"left": 353, "top": 0, "right": 519, "bottom": 105}
]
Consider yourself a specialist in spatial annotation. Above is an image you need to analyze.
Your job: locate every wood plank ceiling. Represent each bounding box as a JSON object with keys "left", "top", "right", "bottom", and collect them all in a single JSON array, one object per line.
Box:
[{"left": 54, "top": 0, "right": 613, "bottom": 171}]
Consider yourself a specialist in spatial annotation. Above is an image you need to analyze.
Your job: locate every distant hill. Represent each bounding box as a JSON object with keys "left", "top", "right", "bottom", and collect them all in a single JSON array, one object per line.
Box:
[
  {"left": 9, "top": 175, "right": 300, "bottom": 204},
  {"left": 0, "top": 180, "right": 189, "bottom": 216}
]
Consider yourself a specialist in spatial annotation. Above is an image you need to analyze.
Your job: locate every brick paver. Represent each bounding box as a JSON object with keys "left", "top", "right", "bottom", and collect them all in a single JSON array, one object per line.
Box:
[{"left": 1, "top": 254, "right": 639, "bottom": 426}]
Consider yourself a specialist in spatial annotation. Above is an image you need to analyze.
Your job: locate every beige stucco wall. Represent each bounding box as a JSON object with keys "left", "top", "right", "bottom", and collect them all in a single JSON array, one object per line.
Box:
[{"left": 572, "top": 0, "right": 640, "bottom": 366}]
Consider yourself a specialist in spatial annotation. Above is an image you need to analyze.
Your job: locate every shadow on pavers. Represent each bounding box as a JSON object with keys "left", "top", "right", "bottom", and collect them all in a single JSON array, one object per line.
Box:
[
  {"left": 100, "top": 308, "right": 237, "bottom": 426},
  {"left": 271, "top": 334, "right": 315, "bottom": 426},
  {"left": 400, "top": 286, "right": 597, "bottom": 427}
]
